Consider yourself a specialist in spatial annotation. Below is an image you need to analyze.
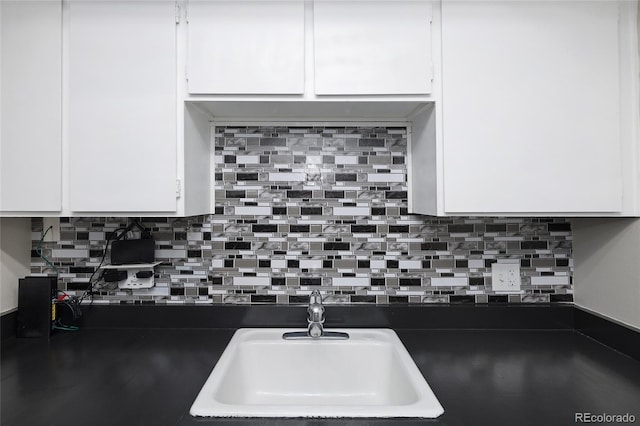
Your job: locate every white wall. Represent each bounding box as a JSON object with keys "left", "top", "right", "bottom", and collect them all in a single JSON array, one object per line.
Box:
[
  {"left": 0, "top": 218, "right": 31, "bottom": 314},
  {"left": 572, "top": 219, "right": 640, "bottom": 330}
]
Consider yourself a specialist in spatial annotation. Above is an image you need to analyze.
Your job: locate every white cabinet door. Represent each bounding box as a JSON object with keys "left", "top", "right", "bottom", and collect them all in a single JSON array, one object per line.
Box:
[
  {"left": 313, "top": 1, "right": 432, "bottom": 95},
  {"left": 186, "top": 1, "right": 304, "bottom": 94},
  {"left": 441, "top": 1, "right": 622, "bottom": 214},
  {"left": 68, "top": 1, "right": 177, "bottom": 212},
  {"left": 1, "top": 1, "right": 62, "bottom": 212}
]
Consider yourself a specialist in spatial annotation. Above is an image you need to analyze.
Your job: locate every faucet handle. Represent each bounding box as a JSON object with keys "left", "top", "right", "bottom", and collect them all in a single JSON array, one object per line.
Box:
[{"left": 309, "top": 289, "right": 322, "bottom": 305}]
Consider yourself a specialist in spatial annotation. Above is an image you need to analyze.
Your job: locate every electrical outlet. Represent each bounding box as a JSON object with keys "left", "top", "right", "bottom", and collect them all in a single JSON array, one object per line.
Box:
[
  {"left": 491, "top": 263, "right": 521, "bottom": 292},
  {"left": 42, "top": 217, "right": 60, "bottom": 242}
]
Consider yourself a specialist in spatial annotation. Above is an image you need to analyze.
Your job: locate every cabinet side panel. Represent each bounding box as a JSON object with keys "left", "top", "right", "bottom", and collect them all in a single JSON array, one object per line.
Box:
[
  {"left": 441, "top": 1, "right": 622, "bottom": 214},
  {"left": 1, "top": 1, "right": 62, "bottom": 212},
  {"left": 409, "top": 105, "right": 437, "bottom": 215},
  {"left": 68, "top": 1, "right": 176, "bottom": 212},
  {"left": 184, "top": 105, "right": 212, "bottom": 216}
]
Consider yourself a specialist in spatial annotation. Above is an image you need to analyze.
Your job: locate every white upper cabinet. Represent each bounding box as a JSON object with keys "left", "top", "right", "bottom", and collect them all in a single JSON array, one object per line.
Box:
[
  {"left": 68, "top": 1, "right": 177, "bottom": 213},
  {"left": 1, "top": 1, "right": 62, "bottom": 212},
  {"left": 186, "top": 1, "right": 305, "bottom": 94},
  {"left": 439, "top": 0, "right": 624, "bottom": 214},
  {"left": 185, "top": 0, "right": 434, "bottom": 98},
  {"left": 313, "top": 1, "right": 433, "bottom": 95}
]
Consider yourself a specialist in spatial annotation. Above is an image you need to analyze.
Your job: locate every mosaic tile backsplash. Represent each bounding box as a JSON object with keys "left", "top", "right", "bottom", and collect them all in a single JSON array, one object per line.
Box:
[{"left": 31, "top": 126, "right": 573, "bottom": 305}]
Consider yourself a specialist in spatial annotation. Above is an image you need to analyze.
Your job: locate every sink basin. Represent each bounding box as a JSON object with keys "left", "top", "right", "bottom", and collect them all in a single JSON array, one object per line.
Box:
[{"left": 190, "top": 328, "right": 444, "bottom": 418}]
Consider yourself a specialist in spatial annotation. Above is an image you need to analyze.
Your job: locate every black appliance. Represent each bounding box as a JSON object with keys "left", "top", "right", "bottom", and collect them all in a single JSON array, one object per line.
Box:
[{"left": 16, "top": 276, "right": 57, "bottom": 338}]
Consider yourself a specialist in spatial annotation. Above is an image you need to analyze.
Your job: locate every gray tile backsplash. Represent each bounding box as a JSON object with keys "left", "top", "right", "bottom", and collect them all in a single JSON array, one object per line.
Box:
[{"left": 31, "top": 126, "right": 573, "bottom": 304}]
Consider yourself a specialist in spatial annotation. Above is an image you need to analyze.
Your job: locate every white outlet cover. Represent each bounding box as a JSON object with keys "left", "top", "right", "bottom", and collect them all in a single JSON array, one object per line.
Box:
[{"left": 491, "top": 263, "right": 521, "bottom": 292}]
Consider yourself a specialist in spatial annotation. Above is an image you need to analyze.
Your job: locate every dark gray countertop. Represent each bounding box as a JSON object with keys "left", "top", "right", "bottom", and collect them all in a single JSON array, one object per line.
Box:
[{"left": 2, "top": 327, "right": 640, "bottom": 426}]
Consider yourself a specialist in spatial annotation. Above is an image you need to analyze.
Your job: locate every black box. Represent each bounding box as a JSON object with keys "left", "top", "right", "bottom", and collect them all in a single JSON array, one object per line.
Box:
[
  {"left": 110, "top": 239, "right": 155, "bottom": 265},
  {"left": 16, "top": 277, "right": 56, "bottom": 338}
]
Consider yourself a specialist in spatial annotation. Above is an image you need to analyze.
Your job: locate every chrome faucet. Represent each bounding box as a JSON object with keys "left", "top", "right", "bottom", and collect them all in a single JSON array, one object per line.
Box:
[
  {"left": 307, "top": 289, "right": 325, "bottom": 338},
  {"left": 282, "top": 290, "right": 349, "bottom": 340}
]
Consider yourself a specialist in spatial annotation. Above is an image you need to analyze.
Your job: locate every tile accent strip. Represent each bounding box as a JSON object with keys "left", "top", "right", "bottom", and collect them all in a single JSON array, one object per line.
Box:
[{"left": 31, "top": 126, "right": 573, "bottom": 305}]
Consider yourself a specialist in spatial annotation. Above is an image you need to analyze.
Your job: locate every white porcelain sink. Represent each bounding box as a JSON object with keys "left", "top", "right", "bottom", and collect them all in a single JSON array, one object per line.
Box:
[{"left": 190, "top": 328, "right": 444, "bottom": 418}]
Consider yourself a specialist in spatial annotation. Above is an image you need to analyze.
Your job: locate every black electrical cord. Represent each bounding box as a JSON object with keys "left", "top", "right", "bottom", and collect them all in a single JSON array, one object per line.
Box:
[
  {"left": 79, "top": 227, "right": 125, "bottom": 306},
  {"left": 36, "top": 226, "right": 59, "bottom": 275},
  {"left": 53, "top": 291, "right": 82, "bottom": 331},
  {"left": 79, "top": 220, "right": 154, "bottom": 306}
]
